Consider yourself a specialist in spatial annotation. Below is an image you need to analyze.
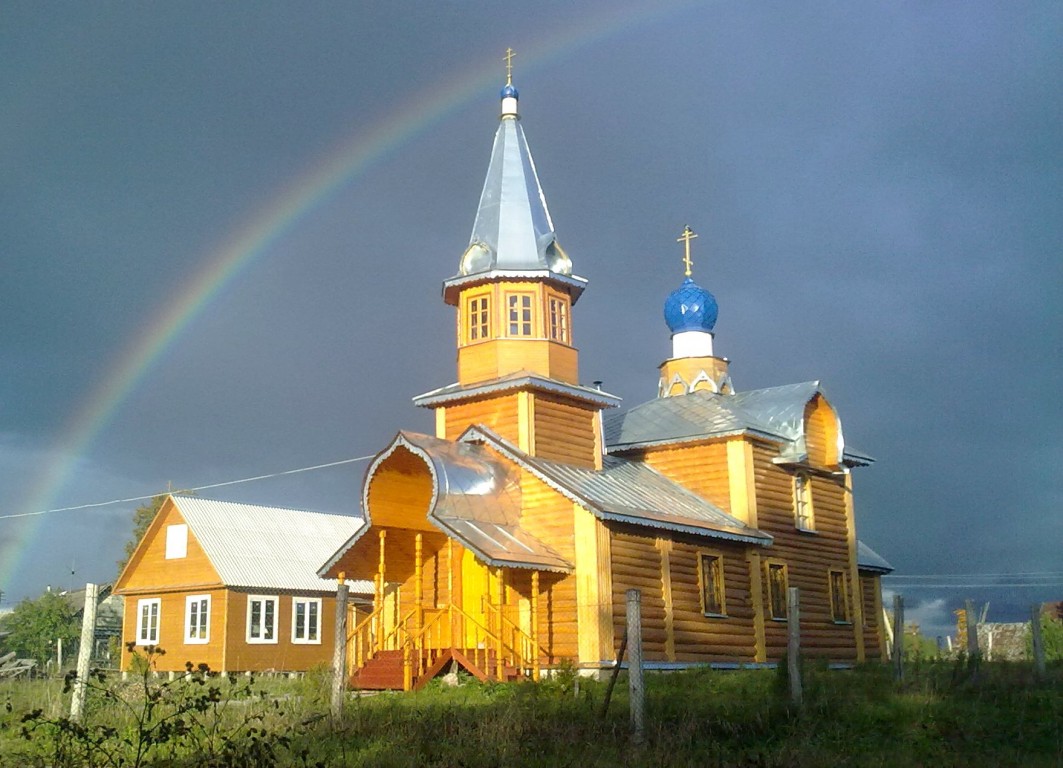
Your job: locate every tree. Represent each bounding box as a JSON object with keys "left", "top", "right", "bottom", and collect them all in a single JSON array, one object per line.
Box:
[
  {"left": 116, "top": 494, "right": 168, "bottom": 575},
  {"left": 0, "top": 591, "right": 80, "bottom": 666}
]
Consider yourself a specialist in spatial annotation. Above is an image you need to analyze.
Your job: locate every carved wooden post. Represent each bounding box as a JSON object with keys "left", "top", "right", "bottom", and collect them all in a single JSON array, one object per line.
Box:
[
  {"left": 531, "top": 571, "right": 541, "bottom": 681},
  {"left": 331, "top": 575, "right": 349, "bottom": 718},
  {"left": 376, "top": 529, "right": 386, "bottom": 651},
  {"left": 787, "top": 587, "right": 802, "bottom": 706},
  {"left": 70, "top": 583, "right": 98, "bottom": 722},
  {"left": 414, "top": 533, "right": 423, "bottom": 637},
  {"left": 495, "top": 567, "right": 505, "bottom": 679},
  {"left": 626, "top": 589, "right": 644, "bottom": 745}
]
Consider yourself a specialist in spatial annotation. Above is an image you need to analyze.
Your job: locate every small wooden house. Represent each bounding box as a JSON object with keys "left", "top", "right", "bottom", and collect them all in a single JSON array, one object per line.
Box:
[
  {"left": 115, "top": 496, "right": 370, "bottom": 674},
  {"left": 317, "top": 78, "right": 892, "bottom": 689}
]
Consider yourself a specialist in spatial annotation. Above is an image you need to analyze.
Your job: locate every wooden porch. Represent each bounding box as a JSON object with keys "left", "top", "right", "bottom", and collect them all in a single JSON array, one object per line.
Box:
[{"left": 345, "top": 528, "right": 545, "bottom": 691}]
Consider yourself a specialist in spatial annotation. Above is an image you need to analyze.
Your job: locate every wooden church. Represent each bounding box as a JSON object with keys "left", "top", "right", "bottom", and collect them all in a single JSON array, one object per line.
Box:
[{"left": 318, "top": 70, "right": 893, "bottom": 690}]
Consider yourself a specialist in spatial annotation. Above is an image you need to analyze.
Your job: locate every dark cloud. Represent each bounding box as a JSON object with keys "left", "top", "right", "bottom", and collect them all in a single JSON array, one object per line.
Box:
[{"left": 1, "top": 2, "right": 1059, "bottom": 622}]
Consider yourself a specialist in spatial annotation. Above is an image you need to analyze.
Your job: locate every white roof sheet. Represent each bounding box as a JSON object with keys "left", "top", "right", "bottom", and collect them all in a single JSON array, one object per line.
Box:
[{"left": 171, "top": 496, "right": 372, "bottom": 594}]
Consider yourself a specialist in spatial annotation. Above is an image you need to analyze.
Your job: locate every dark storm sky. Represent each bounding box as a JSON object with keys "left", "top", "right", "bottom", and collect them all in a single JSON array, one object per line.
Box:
[{"left": 1, "top": 1, "right": 1060, "bottom": 636}]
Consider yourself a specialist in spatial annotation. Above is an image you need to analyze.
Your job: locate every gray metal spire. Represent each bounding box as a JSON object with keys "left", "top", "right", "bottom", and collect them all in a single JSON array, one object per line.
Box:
[{"left": 443, "top": 80, "right": 586, "bottom": 305}]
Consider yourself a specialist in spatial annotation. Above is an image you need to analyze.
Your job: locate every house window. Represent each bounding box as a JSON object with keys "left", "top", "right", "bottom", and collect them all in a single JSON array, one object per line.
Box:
[
  {"left": 292, "top": 598, "right": 321, "bottom": 644},
  {"left": 699, "top": 553, "right": 726, "bottom": 616},
  {"left": 829, "top": 570, "right": 850, "bottom": 623},
  {"left": 767, "top": 563, "right": 788, "bottom": 620},
  {"left": 247, "top": 596, "right": 278, "bottom": 643},
  {"left": 466, "top": 295, "right": 490, "bottom": 341},
  {"left": 165, "top": 524, "right": 188, "bottom": 559},
  {"left": 548, "top": 295, "right": 569, "bottom": 343},
  {"left": 185, "top": 595, "right": 210, "bottom": 644},
  {"left": 507, "top": 293, "right": 534, "bottom": 336},
  {"left": 793, "top": 473, "right": 814, "bottom": 531},
  {"left": 136, "top": 598, "right": 160, "bottom": 645}
]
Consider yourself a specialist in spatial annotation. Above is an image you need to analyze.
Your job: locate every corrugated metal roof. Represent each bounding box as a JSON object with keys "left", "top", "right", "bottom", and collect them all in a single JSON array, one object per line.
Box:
[
  {"left": 171, "top": 497, "right": 372, "bottom": 594},
  {"left": 857, "top": 540, "right": 894, "bottom": 574}
]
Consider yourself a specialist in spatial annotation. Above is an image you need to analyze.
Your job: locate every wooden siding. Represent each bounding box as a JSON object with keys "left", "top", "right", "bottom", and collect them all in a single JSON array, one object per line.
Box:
[
  {"left": 120, "top": 588, "right": 336, "bottom": 673},
  {"left": 861, "top": 575, "right": 886, "bottom": 661},
  {"left": 609, "top": 528, "right": 667, "bottom": 659},
  {"left": 668, "top": 539, "right": 757, "bottom": 662},
  {"left": 442, "top": 394, "right": 520, "bottom": 445},
  {"left": 532, "top": 394, "right": 599, "bottom": 468},
  {"left": 365, "top": 448, "right": 435, "bottom": 531},
  {"left": 637, "top": 441, "right": 732, "bottom": 512},
  {"left": 116, "top": 501, "right": 222, "bottom": 593},
  {"left": 751, "top": 443, "right": 859, "bottom": 661},
  {"left": 804, "top": 394, "right": 840, "bottom": 468},
  {"left": 458, "top": 338, "right": 578, "bottom": 385}
]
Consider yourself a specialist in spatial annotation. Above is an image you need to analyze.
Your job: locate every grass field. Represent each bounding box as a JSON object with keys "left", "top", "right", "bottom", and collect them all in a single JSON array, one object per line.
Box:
[{"left": 1, "top": 659, "right": 1060, "bottom": 767}]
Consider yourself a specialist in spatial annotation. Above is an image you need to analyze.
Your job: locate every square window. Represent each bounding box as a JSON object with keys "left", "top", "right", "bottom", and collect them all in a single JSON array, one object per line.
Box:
[
  {"left": 136, "top": 598, "right": 160, "bottom": 645},
  {"left": 830, "top": 570, "right": 850, "bottom": 623},
  {"left": 292, "top": 598, "right": 322, "bottom": 644},
  {"left": 247, "top": 596, "right": 278, "bottom": 644},
  {"left": 699, "top": 553, "right": 726, "bottom": 616},
  {"left": 185, "top": 595, "right": 210, "bottom": 644},
  {"left": 767, "top": 563, "right": 788, "bottom": 619},
  {"left": 165, "top": 524, "right": 188, "bottom": 559}
]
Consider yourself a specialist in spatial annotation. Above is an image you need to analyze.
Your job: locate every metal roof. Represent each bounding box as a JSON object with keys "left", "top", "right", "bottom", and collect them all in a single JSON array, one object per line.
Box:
[
  {"left": 605, "top": 382, "right": 873, "bottom": 466},
  {"left": 441, "top": 85, "right": 585, "bottom": 305},
  {"left": 856, "top": 540, "right": 894, "bottom": 574},
  {"left": 171, "top": 496, "right": 372, "bottom": 594},
  {"left": 461, "top": 427, "right": 772, "bottom": 546},
  {"left": 413, "top": 371, "right": 621, "bottom": 410}
]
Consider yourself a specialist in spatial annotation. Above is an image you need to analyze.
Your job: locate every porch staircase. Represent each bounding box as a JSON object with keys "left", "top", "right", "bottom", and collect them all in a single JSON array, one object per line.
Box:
[{"left": 347, "top": 602, "right": 538, "bottom": 691}]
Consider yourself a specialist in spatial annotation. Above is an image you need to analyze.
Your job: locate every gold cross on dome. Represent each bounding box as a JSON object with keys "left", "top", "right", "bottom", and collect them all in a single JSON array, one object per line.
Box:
[
  {"left": 677, "top": 225, "right": 698, "bottom": 277},
  {"left": 504, "top": 48, "right": 516, "bottom": 85}
]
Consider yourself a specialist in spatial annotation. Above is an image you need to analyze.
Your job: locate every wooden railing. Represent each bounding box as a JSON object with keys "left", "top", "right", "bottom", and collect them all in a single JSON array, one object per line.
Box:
[{"left": 348, "top": 600, "right": 540, "bottom": 689}]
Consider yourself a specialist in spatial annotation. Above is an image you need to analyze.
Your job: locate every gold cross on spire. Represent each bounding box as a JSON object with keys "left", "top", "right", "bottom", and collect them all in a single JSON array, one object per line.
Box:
[
  {"left": 677, "top": 225, "right": 698, "bottom": 277},
  {"left": 504, "top": 48, "right": 516, "bottom": 86}
]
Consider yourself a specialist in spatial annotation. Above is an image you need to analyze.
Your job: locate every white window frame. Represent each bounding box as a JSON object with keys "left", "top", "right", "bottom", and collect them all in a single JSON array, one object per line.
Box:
[
  {"left": 136, "top": 598, "right": 161, "bottom": 645},
  {"left": 246, "top": 595, "right": 278, "bottom": 644},
  {"left": 185, "top": 594, "right": 211, "bottom": 644},
  {"left": 793, "top": 473, "right": 815, "bottom": 531},
  {"left": 291, "top": 597, "right": 322, "bottom": 645}
]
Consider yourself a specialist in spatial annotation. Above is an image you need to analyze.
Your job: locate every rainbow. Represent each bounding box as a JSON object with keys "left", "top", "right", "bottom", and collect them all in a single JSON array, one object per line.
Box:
[{"left": 1, "top": 0, "right": 700, "bottom": 594}]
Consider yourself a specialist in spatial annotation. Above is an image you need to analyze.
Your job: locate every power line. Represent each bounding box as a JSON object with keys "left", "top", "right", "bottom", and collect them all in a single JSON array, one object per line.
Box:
[
  {"left": 885, "top": 572, "right": 1063, "bottom": 579},
  {"left": 0, "top": 455, "right": 375, "bottom": 521}
]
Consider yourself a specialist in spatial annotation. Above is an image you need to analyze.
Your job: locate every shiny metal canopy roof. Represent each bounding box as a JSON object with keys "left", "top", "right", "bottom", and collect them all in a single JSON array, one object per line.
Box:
[
  {"left": 605, "top": 382, "right": 874, "bottom": 467},
  {"left": 168, "top": 496, "right": 372, "bottom": 594},
  {"left": 442, "top": 83, "right": 586, "bottom": 305}
]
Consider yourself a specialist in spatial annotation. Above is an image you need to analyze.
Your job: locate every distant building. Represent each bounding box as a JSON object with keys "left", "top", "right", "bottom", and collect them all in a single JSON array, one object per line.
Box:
[
  {"left": 114, "top": 496, "right": 371, "bottom": 673},
  {"left": 317, "top": 74, "right": 893, "bottom": 689}
]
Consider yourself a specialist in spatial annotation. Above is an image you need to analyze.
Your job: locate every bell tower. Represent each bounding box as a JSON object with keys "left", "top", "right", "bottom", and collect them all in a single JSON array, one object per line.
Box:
[{"left": 414, "top": 52, "right": 618, "bottom": 468}]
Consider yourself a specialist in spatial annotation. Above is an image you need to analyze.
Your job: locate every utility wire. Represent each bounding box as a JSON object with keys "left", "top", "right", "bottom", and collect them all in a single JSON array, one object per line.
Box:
[{"left": 0, "top": 455, "right": 375, "bottom": 521}]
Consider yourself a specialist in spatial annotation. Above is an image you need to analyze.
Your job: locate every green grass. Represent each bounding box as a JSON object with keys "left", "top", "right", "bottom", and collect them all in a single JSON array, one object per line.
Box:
[{"left": 2, "top": 660, "right": 1061, "bottom": 767}]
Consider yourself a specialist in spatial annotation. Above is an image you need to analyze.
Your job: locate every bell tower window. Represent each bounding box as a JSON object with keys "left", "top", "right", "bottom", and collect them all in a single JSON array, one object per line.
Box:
[
  {"left": 466, "top": 295, "right": 490, "bottom": 342},
  {"left": 548, "top": 295, "right": 570, "bottom": 343},
  {"left": 507, "top": 293, "right": 534, "bottom": 336}
]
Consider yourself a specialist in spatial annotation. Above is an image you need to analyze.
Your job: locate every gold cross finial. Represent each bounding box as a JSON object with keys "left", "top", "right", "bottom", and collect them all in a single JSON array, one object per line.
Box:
[
  {"left": 677, "top": 225, "right": 698, "bottom": 277},
  {"left": 504, "top": 48, "right": 516, "bottom": 86}
]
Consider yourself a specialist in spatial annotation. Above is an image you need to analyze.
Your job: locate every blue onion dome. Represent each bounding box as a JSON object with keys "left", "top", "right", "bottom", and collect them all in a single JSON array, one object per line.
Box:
[
  {"left": 664, "top": 277, "right": 718, "bottom": 334},
  {"left": 501, "top": 83, "right": 519, "bottom": 100}
]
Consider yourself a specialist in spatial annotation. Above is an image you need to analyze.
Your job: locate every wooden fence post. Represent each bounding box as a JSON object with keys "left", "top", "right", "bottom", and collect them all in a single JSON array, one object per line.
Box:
[
  {"left": 965, "top": 599, "right": 980, "bottom": 659},
  {"left": 787, "top": 587, "right": 802, "bottom": 706},
  {"left": 331, "top": 576, "right": 350, "bottom": 718},
  {"left": 892, "top": 595, "right": 904, "bottom": 682},
  {"left": 626, "top": 589, "right": 644, "bottom": 745},
  {"left": 1030, "top": 604, "right": 1046, "bottom": 679},
  {"left": 70, "top": 583, "right": 98, "bottom": 722}
]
